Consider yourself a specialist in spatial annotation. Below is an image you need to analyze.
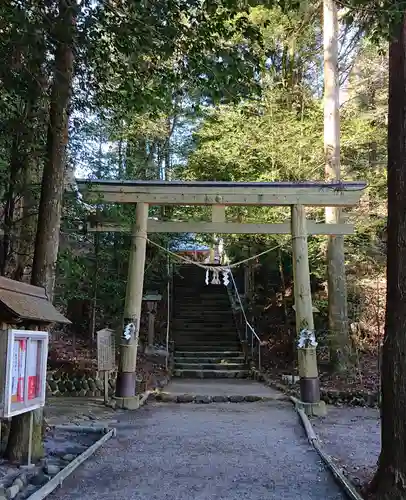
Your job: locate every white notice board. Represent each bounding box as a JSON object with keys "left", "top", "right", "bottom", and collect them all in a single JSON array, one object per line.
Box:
[{"left": 1, "top": 330, "right": 48, "bottom": 418}]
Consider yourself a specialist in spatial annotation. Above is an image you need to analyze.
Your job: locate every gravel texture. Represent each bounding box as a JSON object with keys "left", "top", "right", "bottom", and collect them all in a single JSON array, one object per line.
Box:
[
  {"left": 311, "top": 405, "right": 380, "bottom": 486},
  {"left": 48, "top": 401, "right": 345, "bottom": 500}
]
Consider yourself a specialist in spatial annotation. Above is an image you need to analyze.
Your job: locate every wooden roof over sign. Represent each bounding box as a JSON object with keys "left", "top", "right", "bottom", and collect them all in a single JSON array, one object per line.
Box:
[
  {"left": 0, "top": 277, "right": 71, "bottom": 325},
  {"left": 76, "top": 179, "right": 367, "bottom": 207}
]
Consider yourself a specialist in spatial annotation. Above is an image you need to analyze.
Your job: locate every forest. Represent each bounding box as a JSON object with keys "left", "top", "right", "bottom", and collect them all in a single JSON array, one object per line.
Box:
[{"left": 1, "top": 0, "right": 406, "bottom": 498}]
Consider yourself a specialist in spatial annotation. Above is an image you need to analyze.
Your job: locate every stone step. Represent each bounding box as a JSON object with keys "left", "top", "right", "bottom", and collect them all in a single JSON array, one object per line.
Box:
[
  {"left": 174, "top": 339, "right": 239, "bottom": 345},
  {"left": 173, "top": 331, "right": 237, "bottom": 336},
  {"left": 172, "top": 320, "right": 235, "bottom": 328},
  {"left": 173, "top": 306, "right": 231, "bottom": 313},
  {"left": 174, "top": 309, "right": 233, "bottom": 315},
  {"left": 175, "top": 342, "right": 240, "bottom": 348},
  {"left": 175, "top": 336, "right": 238, "bottom": 341},
  {"left": 174, "top": 306, "right": 230, "bottom": 311},
  {"left": 176, "top": 289, "right": 228, "bottom": 292},
  {"left": 174, "top": 362, "right": 246, "bottom": 371},
  {"left": 173, "top": 356, "right": 245, "bottom": 364},
  {"left": 173, "top": 331, "right": 238, "bottom": 337},
  {"left": 173, "top": 369, "right": 250, "bottom": 379},
  {"left": 175, "top": 342, "right": 240, "bottom": 347},
  {"left": 174, "top": 295, "right": 229, "bottom": 300},
  {"left": 175, "top": 350, "right": 243, "bottom": 357},
  {"left": 174, "top": 296, "right": 229, "bottom": 301},
  {"left": 173, "top": 321, "right": 234, "bottom": 327},
  {"left": 172, "top": 320, "right": 235, "bottom": 326},
  {"left": 174, "top": 338, "right": 239, "bottom": 344},
  {"left": 176, "top": 348, "right": 241, "bottom": 353}
]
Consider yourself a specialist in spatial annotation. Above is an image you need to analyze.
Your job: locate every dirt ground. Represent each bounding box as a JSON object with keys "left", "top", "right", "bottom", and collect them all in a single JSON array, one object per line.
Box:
[
  {"left": 311, "top": 405, "right": 380, "bottom": 488},
  {"left": 44, "top": 397, "right": 121, "bottom": 427}
]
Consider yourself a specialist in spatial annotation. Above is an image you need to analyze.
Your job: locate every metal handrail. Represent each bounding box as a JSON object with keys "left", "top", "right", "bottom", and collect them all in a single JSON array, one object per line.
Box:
[{"left": 227, "top": 267, "right": 262, "bottom": 371}]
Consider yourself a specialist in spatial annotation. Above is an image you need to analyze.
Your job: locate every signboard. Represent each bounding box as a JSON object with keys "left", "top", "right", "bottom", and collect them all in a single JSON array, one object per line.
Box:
[
  {"left": 97, "top": 328, "right": 115, "bottom": 372},
  {"left": 0, "top": 330, "right": 48, "bottom": 418}
]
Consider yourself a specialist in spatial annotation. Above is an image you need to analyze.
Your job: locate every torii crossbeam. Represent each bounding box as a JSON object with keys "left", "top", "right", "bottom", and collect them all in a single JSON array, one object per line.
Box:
[{"left": 76, "top": 179, "right": 366, "bottom": 410}]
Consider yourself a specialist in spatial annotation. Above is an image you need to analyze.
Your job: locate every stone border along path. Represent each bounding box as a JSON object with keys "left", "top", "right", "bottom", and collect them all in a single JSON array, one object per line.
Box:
[
  {"left": 153, "top": 378, "right": 289, "bottom": 403},
  {"left": 43, "top": 379, "right": 349, "bottom": 500}
]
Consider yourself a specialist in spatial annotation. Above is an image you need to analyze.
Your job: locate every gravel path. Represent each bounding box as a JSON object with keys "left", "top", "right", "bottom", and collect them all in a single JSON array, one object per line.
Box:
[{"left": 48, "top": 400, "right": 345, "bottom": 500}]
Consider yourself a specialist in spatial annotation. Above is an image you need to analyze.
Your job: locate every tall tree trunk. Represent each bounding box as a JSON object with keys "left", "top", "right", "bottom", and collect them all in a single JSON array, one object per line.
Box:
[
  {"left": 1, "top": 135, "right": 21, "bottom": 275},
  {"left": 6, "top": 0, "right": 75, "bottom": 463},
  {"left": 323, "top": 0, "right": 349, "bottom": 370},
  {"left": 11, "top": 157, "right": 37, "bottom": 282},
  {"left": 368, "top": 14, "right": 406, "bottom": 500}
]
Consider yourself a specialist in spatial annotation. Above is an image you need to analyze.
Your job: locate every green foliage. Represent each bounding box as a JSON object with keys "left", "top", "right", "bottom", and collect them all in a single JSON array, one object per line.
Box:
[{"left": 0, "top": 0, "right": 390, "bottom": 332}]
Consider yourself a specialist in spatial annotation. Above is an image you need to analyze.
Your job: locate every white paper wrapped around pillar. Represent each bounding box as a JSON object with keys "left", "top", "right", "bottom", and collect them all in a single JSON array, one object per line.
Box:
[
  {"left": 123, "top": 322, "right": 135, "bottom": 341},
  {"left": 297, "top": 329, "right": 318, "bottom": 349}
]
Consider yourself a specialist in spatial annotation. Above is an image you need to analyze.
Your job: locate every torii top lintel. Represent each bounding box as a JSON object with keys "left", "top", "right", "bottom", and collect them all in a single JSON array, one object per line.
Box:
[{"left": 76, "top": 179, "right": 366, "bottom": 207}]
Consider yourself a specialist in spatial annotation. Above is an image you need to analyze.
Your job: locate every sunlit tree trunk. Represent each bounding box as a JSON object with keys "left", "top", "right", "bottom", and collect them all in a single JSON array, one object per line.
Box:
[{"left": 323, "top": 0, "right": 349, "bottom": 370}]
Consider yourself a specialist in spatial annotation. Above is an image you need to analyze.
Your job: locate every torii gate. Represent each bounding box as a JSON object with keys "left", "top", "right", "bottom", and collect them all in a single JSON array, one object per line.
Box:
[{"left": 77, "top": 179, "right": 366, "bottom": 411}]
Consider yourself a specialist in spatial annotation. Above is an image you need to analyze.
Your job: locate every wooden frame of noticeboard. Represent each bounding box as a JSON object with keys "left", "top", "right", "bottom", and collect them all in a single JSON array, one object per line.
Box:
[{"left": 0, "top": 329, "right": 48, "bottom": 418}]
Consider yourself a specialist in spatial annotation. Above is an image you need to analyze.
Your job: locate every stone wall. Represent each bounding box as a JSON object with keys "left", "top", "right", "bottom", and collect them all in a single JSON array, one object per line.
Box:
[
  {"left": 45, "top": 363, "right": 167, "bottom": 397},
  {"left": 46, "top": 370, "right": 118, "bottom": 398}
]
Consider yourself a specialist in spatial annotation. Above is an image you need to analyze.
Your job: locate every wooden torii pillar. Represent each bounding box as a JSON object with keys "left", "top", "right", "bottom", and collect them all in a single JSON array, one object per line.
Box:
[
  {"left": 291, "top": 205, "right": 322, "bottom": 412},
  {"left": 115, "top": 202, "right": 149, "bottom": 408}
]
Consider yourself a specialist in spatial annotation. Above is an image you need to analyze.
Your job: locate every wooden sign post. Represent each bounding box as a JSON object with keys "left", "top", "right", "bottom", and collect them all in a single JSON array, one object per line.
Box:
[{"left": 97, "top": 328, "right": 116, "bottom": 404}]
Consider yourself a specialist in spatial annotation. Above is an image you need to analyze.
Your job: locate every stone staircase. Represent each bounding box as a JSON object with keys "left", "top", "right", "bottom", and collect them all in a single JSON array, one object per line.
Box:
[{"left": 172, "top": 264, "right": 249, "bottom": 379}]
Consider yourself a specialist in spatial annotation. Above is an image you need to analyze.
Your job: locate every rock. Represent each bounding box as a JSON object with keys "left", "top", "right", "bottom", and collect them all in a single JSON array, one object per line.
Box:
[
  {"left": 44, "top": 464, "right": 60, "bottom": 476},
  {"left": 195, "top": 395, "right": 212, "bottom": 404},
  {"left": 212, "top": 395, "right": 228, "bottom": 403},
  {"left": 48, "top": 380, "right": 58, "bottom": 391},
  {"left": 30, "top": 473, "right": 48, "bottom": 487},
  {"left": 74, "top": 379, "right": 83, "bottom": 391},
  {"left": 160, "top": 394, "right": 177, "bottom": 403},
  {"left": 229, "top": 395, "right": 245, "bottom": 403},
  {"left": 88, "top": 379, "right": 96, "bottom": 391},
  {"left": 244, "top": 395, "right": 261, "bottom": 402},
  {"left": 16, "top": 474, "right": 27, "bottom": 486},
  {"left": 19, "top": 484, "right": 37, "bottom": 499},
  {"left": 6, "top": 485, "right": 20, "bottom": 499},
  {"left": 65, "top": 380, "right": 75, "bottom": 392},
  {"left": 62, "top": 454, "right": 75, "bottom": 462},
  {"left": 12, "top": 478, "right": 24, "bottom": 490},
  {"left": 57, "top": 381, "right": 66, "bottom": 393},
  {"left": 95, "top": 379, "right": 104, "bottom": 391},
  {"left": 177, "top": 394, "right": 194, "bottom": 403}
]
